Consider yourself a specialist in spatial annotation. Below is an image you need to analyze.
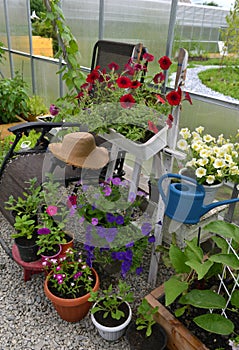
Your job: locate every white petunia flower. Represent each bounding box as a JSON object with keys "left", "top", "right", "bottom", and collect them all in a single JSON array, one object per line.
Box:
[
  {"left": 195, "top": 126, "right": 204, "bottom": 134},
  {"left": 205, "top": 175, "right": 215, "bottom": 184},
  {"left": 213, "top": 158, "right": 226, "bottom": 168},
  {"left": 177, "top": 139, "right": 188, "bottom": 151},
  {"left": 195, "top": 167, "right": 206, "bottom": 178}
]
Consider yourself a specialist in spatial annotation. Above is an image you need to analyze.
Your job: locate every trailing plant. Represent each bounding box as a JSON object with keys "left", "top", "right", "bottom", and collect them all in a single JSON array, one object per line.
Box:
[
  {"left": 89, "top": 280, "right": 134, "bottom": 320},
  {"left": 158, "top": 220, "right": 239, "bottom": 336},
  {"left": 136, "top": 298, "right": 159, "bottom": 337}
]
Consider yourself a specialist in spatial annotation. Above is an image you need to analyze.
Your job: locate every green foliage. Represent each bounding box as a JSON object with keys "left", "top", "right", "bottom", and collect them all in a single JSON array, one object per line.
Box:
[
  {"left": 44, "top": 0, "right": 85, "bottom": 93},
  {"left": 27, "top": 95, "right": 48, "bottom": 117},
  {"left": 221, "top": 0, "right": 239, "bottom": 56},
  {"left": 160, "top": 221, "right": 239, "bottom": 336},
  {"left": 136, "top": 299, "right": 159, "bottom": 337},
  {"left": 5, "top": 177, "right": 42, "bottom": 218},
  {"left": 89, "top": 280, "right": 134, "bottom": 320},
  {"left": 30, "top": 0, "right": 46, "bottom": 15},
  {"left": 0, "top": 41, "right": 5, "bottom": 66},
  {"left": 198, "top": 67, "right": 239, "bottom": 101},
  {"left": 0, "top": 73, "right": 30, "bottom": 123},
  {"left": 12, "top": 214, "right": 36, "bottom": 239}
]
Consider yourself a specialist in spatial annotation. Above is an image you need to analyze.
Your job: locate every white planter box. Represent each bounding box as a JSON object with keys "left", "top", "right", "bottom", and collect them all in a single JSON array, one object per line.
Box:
[{"left": 101, "top": 126, "right": 168, "bottom": 161}]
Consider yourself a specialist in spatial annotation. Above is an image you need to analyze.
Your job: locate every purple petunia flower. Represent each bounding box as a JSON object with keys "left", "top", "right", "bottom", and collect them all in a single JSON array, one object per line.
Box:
[
  {"left": 37, "top": 227, "right": 51, "bottom": 235},
  {"left": 148, "top": 235, "right": 156, "bottom": 243},
  {"left": 111, "top": 251, "right": 125, "bottom": 261},
  {"left": 141, "top": 222, "right": 152, "bottom": 236},
  {"left": 111, "top": 177, "right": 121, "bottom": 185},
  {"left": 121, "top": 259, "right": 132, "bottom": 278},
  {"left": 106, "top": 213, "right": 115, "bottom": 223},
  {"left": 128, "top": 192, "right": 136, "bottom": 203},
  {"left": 125, "top": 241, "right": 134, "bottom": 248},
  {"left": 91, "top": 217, "right": 98, "bottom": 226},
  {"left": 103, "top": 185, "right": 112, "bottom": 196},
  {"left": 136, "top": 266, "right": 143, "bottom": 275},
  {"left": 105, "top": 228, "right": 118, "bottom": 243},
  {"left": 125, "top": 249, "right": 133, "bottom": 261},
  {"left": 115, "top": 215, "right": 124, "bottom": 225},
  {"left": 96, "top": 226, "right": 106, "bottom": 238}
]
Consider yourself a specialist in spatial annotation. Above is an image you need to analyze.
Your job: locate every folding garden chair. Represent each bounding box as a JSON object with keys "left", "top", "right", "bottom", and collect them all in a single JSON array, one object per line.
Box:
[{"left": 0, "top": 40, "right": 147, "bottom": 260}]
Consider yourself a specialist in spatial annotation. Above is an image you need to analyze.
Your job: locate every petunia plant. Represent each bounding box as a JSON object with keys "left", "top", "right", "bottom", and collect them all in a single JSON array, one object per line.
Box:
[
  {"left": 51, "top": 53, "right": 191, "bottom": 141},
  {"left": 67, "top": 177, "right": 156, "bottom": 278},
  {"left": 43, "top": 248, "right": 95, "bottom": 299},
  {"left": 177, "top": 126, "right": 239, "bottom": 185}
]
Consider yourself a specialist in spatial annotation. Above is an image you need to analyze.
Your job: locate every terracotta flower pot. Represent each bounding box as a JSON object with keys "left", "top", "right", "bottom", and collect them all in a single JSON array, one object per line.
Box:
[
  {"left": 60, "top": 233, "right": 74, "bottom": 255},
  {"left": 44, "top": 268, "right": 100, "bottom": 322}
]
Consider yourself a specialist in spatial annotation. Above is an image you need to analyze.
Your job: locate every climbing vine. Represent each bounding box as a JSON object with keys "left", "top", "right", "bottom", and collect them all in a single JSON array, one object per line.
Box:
[{"left": 43, "top": 0, "right": 85, "bottom": 93}]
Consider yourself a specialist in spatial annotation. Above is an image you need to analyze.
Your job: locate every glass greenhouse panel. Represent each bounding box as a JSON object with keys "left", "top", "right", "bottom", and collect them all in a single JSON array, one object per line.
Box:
[
  {"left": 7, "top": 0, "right": 30, "bottom": 53},
  {"left": 34, "top": 59, "right": 61, "bottom": 106},
  {"left": 180, "top": 99, "right": 239, "bottom": 138},
  {"left": 9, "top": 54, "right": 32, "bottom": 93},
  {"left": 62, "top": 0, "right": 100, "bottom": 68},
  {"left": 0, "top": 1, "right": 7, "bottom": 47}
]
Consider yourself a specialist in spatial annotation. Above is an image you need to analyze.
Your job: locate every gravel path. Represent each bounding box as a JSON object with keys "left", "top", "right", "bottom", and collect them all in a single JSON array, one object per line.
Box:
[
  {"left": 0, "top": 211, "right": 171, "bottom": 350},
  {"left": 170, "top": 65, "right": 239, "bottom": 103}
]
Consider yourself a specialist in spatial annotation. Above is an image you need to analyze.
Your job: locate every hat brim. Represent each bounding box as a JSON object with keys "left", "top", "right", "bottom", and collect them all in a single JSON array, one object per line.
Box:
[{"left": 48, "top": 143, "right": 109, "bottom": 169}]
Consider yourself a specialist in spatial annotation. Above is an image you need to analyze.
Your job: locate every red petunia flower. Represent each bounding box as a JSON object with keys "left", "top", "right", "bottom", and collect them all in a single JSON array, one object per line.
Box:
[
  {"left": 124, "top": 63, "right": 135, "bottom": 76},
  {"left": 184, "top": 92, "right": 193, "bottom": 105},
  {"left": 120, "top": 94, "right": 136, "bottom": 108},
  {"left": 166, "top": 114, "right": 174, "bottom": 128},
  {"left": 134, "top": 63, "right": 144, "bottom": 72},
  {"left": 143, "top": 53, "right": 154, "bottom": 62},
  {"left": 116, "top": 76, "right": 132, "bottom": 88},
  {"left": 166, "top": 89, "right": 182, "bottom": 106},
  {"left": 148, "top": 120, "right": 158, "bottom": 134},
  {"left": 67, "top": 195, "right": 77, "bottom": 208},
  {"left": 153, "top": 72, "right": 165, "bottom": 84},
  {"left": 46, "top": 205, "right": 58, "bottom": 216},
  {"left": 158, "top": 56, "right": 172, "bottom": 70},
  {"left": 130, "top": 80, "right": 141, "bottom": 89},
  {"left": 108, "top": 62, "right": 120, "bottom": 71},
  {"left": 155, "top": 94, "right": 166, "bottom": 104},
  {"left": 86, "top": 69, "right": 100, "bottom": 83}
]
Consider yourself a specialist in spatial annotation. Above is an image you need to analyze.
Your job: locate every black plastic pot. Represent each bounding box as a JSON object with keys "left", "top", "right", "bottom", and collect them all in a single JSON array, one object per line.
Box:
[
  {"left": 126, "top": 322, "right": 167, "bottom": 350},
  {"left": 14, "top": 236, "right": 39, "bottom": 262}
]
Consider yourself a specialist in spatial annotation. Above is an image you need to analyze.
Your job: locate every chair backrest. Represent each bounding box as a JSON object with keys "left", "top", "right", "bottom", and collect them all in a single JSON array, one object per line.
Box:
[{"left": 91, "top": 40, "right": 146, "bottom": 73}]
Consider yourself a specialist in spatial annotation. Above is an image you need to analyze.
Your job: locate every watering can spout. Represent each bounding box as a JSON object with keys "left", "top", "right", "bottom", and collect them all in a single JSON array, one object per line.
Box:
[
  {"left": 201, "top": 197, "right": 239, "bottom": 217},
  {"left": 158, "top": 173, "right": 239, "bottom": 224}
]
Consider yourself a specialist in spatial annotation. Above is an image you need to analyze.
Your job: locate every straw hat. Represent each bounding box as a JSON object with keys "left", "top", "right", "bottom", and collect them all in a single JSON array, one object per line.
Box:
[{"left": 48, "top": 132, "right": 109, "bottom": 169}]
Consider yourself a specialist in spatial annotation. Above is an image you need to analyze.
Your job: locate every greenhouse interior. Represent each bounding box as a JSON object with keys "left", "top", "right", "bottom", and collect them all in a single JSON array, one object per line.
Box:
[{"left": 0, "top": 0, "right": 239, "bottom": 350}]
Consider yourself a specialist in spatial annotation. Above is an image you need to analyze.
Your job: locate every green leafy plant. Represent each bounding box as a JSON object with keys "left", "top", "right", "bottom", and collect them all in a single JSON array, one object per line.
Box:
[
  {"left": 89, "top": 280, "right": 134, "bottom": 320},
  {"left": 0, "top": 73, "right": 30, "bottom": 124},
  {"left": 158, "top": 220, "right": 239, "bottom": 336},
  {"left": 27, "top": 95, "right": 48, "bottom": 119},
  {"left": 5, "top": 177, "right": 42, "bottom": 217},
  {"left": 12, "top": 214, "right": 36, "bottom": 239},
  {"left": 136, "top": 298, "right": 159, "bottom": 337}
]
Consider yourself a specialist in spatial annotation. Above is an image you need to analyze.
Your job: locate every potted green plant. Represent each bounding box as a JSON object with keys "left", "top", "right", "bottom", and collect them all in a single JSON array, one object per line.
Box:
[
  {"left": 126, "top": 298, "right": 167, "bottom": 350},
  {"left": 43, "top": 247, "right": 100, "bottom": 322},
  {"left": 145, "top": 220, "right": 239, "bottom": 350},
  {"left": 89, "top": 279, "right": 133, "bottom": 341},
  {"left": 26, "top": 95, "right": 48, "bottom": 121},
  {"left": 0, "top": 72, "right": 30, "bottom": 124},
  {"left": 5, "top": 177, "right": 42, "bottom": 262},
  {"left": 51, "top": 53, "right": 191, "bottom": 142},
  {"left": 11, "top": 213, "right": 39, "bottom": 262}
]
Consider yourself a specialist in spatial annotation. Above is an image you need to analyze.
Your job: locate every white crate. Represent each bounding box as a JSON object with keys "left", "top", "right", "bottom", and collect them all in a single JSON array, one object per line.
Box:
[{"left": 101, "top": 126, "right": 168, "bottom": 161}]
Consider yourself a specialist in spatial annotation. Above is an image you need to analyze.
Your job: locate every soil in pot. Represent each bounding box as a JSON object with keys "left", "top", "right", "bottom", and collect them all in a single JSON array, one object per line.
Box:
[
  {"left": 126, "top": 322, "right": 167, "bottom": 350},
  {"left": 94, "top": 300, "right": 129, "bottom": 327}
]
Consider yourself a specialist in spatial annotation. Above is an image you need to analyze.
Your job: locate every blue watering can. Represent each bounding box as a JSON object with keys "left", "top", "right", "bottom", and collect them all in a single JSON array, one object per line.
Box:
[{"left": 158, "top": 173, "right": 239, "bottom": 224}]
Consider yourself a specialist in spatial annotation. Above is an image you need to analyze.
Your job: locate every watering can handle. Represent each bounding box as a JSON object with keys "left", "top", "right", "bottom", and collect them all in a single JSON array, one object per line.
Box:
[{"left": 157, "top": 173, "right": 200, "bottom": 204}]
